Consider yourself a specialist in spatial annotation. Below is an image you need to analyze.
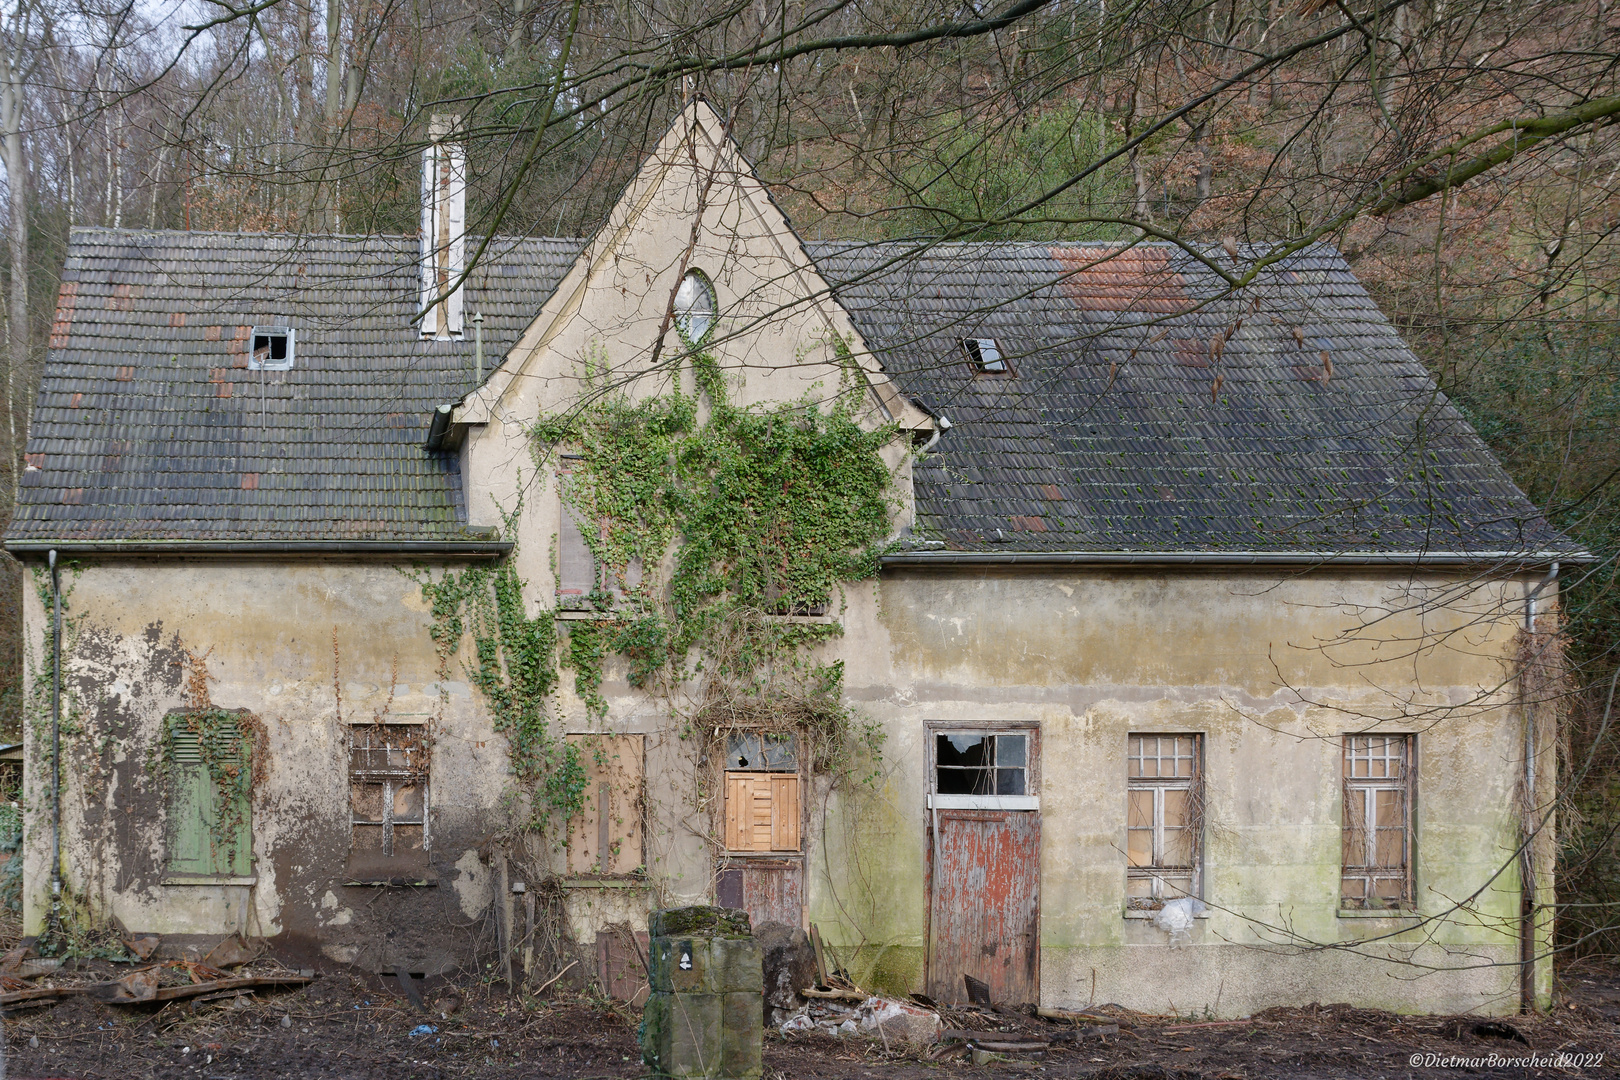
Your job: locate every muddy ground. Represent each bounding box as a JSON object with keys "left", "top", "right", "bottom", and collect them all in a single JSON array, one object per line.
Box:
[{"left": 4, "top": 960, "right": 1617, "bottom": 1079}]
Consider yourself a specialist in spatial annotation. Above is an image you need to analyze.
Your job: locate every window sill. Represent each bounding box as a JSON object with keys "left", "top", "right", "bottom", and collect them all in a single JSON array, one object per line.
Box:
[
  {"left": 163, "top": 874, "right": 257, "bottom": 886},
  {"left": 927, "top": 794, "right": 1039, "bottom": 811},
  {"left": 1337, "top": 908, "right": 1420, "bottom": 919},
  {"left": 342, "top": 876, "right": 438, "bottom": 887},
  {"left": 1123, "top": 908, "right": 1209, "bottom": 920},
  {"left": 561, "top": 876, "right": 652, "bottom": 889}
]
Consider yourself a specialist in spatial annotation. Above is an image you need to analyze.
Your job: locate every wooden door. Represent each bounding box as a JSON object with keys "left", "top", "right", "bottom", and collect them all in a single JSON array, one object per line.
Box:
[
  {"left": 717, "top": 859, "right": 803, "bottom": 929},
  {"left": 927, "top": 809, "right": 1040, "bottom": 1004}
]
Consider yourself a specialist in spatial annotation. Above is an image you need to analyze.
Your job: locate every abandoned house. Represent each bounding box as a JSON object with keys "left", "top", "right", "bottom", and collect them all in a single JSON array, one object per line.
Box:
[{"left": 6, "top": 101, "right": 1587, "bottom": 1017}]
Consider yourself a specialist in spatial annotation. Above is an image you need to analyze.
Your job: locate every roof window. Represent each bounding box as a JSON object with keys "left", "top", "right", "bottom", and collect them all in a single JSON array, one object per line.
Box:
[
  {"left": 962, "top": 337, "right": 1008, "bottom": 374},
  {"left": 250, "top": 326, "right": 295, "bottom": 371}
]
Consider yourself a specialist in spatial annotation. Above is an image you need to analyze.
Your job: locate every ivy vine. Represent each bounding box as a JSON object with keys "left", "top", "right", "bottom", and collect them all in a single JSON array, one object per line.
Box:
[
  {"left": 412, "top": 555, "right": 586, "bottom": 826},
  {"left": 535, "top": 351, "right": 895, "bottom": 778}
]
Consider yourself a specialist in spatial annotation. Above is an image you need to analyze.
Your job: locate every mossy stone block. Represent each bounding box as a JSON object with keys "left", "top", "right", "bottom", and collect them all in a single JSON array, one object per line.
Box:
[
  {"left": 641, "top": 991, "right": 723, "bottom": 1078},
  {"left": 720, "top": 991, "right": 764, "bottom": 1078},
  {"left": 649, "top": 935, "right": 762, "bottom": 994},
  {"left": 650, "top": 906, "right": 752, "bottom": 939}
]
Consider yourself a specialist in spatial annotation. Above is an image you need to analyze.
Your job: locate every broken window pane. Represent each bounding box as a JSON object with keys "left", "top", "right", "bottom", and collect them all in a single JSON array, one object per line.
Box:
[
  {"left": 1341, "top": 734, "right": 1412, "bottom": 909},
  {"left": 1125, "top": 734, "right": 1202, "bottom": 909},
  {"left": 726, "top": 732, "right": 799, "bottom": 772},
  {"left": 347, "top": 723, "right": 430, "bottom": 882},
  {"left": 936, "top": 733, "right": 1027, "bottom": 797}
]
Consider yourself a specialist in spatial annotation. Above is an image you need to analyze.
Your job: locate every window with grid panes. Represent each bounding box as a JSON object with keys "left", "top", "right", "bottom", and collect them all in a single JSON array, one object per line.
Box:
[
  {"left": 1126, "top": 734, "right": 1201, "bottom": 909},
  {"left": 347, "top": 723, "right": 430, "bottom": 883},
  {"left": 1341, "top": 735, "right": 1414, "bottom": 910}
]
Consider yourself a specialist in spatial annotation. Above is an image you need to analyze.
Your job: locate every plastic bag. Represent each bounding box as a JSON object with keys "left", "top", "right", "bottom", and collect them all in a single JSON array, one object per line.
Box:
[{"left": 1150, "top": 897, "right": 1206, "bottom": 942}]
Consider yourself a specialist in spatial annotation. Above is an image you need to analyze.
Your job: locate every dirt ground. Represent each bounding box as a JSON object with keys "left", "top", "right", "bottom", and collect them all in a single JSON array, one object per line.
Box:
[{"left": 3, "top": 959, "right": 1617, "bottom": 1079}]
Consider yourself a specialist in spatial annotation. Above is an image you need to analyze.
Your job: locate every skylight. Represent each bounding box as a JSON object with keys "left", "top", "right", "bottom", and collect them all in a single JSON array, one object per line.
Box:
[{"left": 962, "top": 337, "right": 1007, "bottom": 374}]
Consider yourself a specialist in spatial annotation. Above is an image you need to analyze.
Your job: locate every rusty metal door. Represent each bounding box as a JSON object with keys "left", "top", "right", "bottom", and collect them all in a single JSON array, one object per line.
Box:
[{"left": 927, "top": 809, "right": 1040, "bottom": 1004}]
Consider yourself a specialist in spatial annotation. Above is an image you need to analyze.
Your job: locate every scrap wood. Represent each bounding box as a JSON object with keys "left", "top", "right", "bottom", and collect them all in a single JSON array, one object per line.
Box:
[
  {"left": 1049, "top": 1023, "right": 1120, "bottom": 1042},
  {"left": 802, "top": 987, "right": 865, "bottom": 1002},
  {"left": 176, "top": 961, "right": 232, "bottom": 984},
  {"left": 0, "top": 984, "right": 83, "bottom": 1008},
  {"left": 142, "top": 971, "right": 314, "bottom": 1004},
  {"left": 1038, "top": 1006, "right": 1124, "bottom": 1024},
  {"left": 0, "top": 944, "right": 27, "bottom": 971},
  {"left": 939, "top": 1028, "right": 1050, "bottom": 1048},
  {"left": 808, "top": 924, "right": 830, "bottom": 987},
  {"left": 91, "top": 966, "right": 161, "bottom": 1002},
  {"left": 202, "top": 934, "right": 261, "bottom": 969},
  {"left": 123, "top": 934, "right": 161, "bottom": 961}
]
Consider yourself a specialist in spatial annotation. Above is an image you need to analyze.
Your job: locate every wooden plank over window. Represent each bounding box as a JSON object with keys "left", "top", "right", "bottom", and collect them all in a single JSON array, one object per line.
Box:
[
  {"left": 724, "top": 772, "right": 800, "bottom": 853},
  {"left": 567, "top": 734, "right": 645, "bottom": 875},
  {"left": 347, "top": 722, "right": 431, "bottom": 884}
]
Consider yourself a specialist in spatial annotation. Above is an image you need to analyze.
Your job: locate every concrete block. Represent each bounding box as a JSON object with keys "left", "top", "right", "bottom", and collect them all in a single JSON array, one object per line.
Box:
[{"left": 649, "top": 935, "right": 762, "bottom": 995}]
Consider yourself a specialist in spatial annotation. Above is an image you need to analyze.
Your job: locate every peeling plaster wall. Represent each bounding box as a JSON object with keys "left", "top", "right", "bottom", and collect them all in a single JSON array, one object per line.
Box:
[
  {"left": 808, "top": 568, "right": 1539, "bottom": 1017},
  {"left": 20, "top": 560, "right": 516, "bottom": 974}
]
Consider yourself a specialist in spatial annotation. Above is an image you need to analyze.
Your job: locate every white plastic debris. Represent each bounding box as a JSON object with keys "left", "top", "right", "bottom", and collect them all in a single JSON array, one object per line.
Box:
[
  {"left": 1151, "top": 897, "right": 1207, "bottom": 942},
  {"left": 836, "top": 1019, "right": 858, "bottom": 1036},
  {"left": 779, "top": 1012, "right": 816, "bottom": 1035}
]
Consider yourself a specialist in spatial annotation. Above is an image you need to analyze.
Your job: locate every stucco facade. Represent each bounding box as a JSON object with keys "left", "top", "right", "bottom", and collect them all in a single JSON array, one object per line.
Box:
[{"left": 11, "top": 100, "right": 1569, "bottom": 1016}]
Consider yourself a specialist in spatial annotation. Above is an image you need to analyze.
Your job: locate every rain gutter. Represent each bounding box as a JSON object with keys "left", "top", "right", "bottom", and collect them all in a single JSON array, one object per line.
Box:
[
  {"left": 880, "top": 549, "right": 1593, "bottom": 569},
  {"left": 5, "top": 540, "right": 512, "bottom": 559}
]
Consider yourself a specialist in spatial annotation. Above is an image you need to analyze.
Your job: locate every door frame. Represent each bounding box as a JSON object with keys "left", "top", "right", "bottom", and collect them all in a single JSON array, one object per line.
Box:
[{"left": 923, "top": 720, "right": 1041, "bottom": 1002}]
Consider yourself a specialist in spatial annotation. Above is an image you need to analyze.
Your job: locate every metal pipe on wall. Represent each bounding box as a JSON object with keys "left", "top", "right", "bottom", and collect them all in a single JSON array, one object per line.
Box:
[{"left": 49, "top": 548, "right": 62, "bottom": 918}]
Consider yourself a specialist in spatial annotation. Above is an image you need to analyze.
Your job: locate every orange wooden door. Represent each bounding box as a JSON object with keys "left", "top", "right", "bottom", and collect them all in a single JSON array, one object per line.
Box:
[{"left": 927, "top": 809, "right": 1040, "bottom": 1004}]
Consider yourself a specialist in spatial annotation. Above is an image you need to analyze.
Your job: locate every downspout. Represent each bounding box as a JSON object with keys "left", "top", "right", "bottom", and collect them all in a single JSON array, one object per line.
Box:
[
  {"left": 472, "top": 311, "right": 484, "bottom": 387},
  {"left": 49, "top": 549, "right": 62, "bottom": 923},
  {"left": 1521, "top": 560, "right": 1558, "bottom": 1011},
  {"left": 916, "top": 415, "right": 951, "bottom": 456}
]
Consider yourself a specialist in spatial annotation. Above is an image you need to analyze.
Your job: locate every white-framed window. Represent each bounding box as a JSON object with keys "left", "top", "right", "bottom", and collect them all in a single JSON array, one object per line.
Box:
[
  {"left": 927, "top": 726, "right": 1039, "bottom": 810},
  {"left": 1342, "top": 734, "right": 1414, "bottom": 910},
  {"left": 249, "top": 325, "right": 295, "bottom": 371},
  {"left": 556, "top": 458, "right": 641, "bottom": 610},
  {"left": 674, "top": 270, "right": 717, "bottom": 346},
  {"left": 1126, "top": 733, "right": 1201, "bottom": 909}
]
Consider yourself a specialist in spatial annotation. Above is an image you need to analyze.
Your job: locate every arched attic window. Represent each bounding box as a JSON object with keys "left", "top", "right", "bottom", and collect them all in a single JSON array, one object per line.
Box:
[{"left": 674, "top": 270, "right": 717, "bottom": 346}]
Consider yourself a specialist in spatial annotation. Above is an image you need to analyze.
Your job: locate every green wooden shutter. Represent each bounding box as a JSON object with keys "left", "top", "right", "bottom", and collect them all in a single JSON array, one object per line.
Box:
[{"left": 167, "top": 718, "right": 251, "bottom": 876}]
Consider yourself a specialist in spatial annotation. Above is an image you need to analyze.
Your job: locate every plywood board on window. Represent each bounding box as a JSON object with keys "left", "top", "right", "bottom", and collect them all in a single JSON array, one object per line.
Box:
[
  {"left": 724, "top": 772, "right": 800, "bottom": 853},
  {"left": 567, "top": 734, "right": 645, "bottom": 875}
]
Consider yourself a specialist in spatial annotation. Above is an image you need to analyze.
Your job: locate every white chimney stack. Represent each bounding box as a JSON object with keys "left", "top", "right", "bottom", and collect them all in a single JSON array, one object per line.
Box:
[{"left": 421, "top": 114, "right": 466, "bottom": 339}]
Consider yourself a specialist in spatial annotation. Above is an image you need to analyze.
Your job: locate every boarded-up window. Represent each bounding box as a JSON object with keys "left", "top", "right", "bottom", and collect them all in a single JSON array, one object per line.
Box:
[
  {"left": 725, "top": 774, "right": 800, "bottom": 852},
  {"left": 1126, "top": 734, "right": 1201, "bottom": 909},
  {"left": 1342, "top": 735, "right": 1414, "bottom": 909},
  {"left": 348, "top": 723, "right": 430, "bottom": 884},
  {"left": 566, "top": 734, "right": 645, "bottom": 875},
  {"left": 558, "top": 463, "right": 642, "bottom": 606},
  {"left": 168, "top": 714, "right": 251, "bottom": 877},
  {"left": 724, "top": 732, "right": 800, "bottom": 853}
]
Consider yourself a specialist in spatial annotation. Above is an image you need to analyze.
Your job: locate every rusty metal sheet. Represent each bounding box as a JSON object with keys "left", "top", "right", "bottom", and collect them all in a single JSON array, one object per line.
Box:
[
  {"left": 717, "top": 858, "right": 803, "bottom": 929},
  {"left": 927, "top": 810, "right": 1039, "bottom": 1005}
]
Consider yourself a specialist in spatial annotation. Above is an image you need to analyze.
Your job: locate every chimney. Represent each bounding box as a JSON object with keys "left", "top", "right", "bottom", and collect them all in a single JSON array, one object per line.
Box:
[{"left": 420, "top": 114, "right": 466, "bottom": 339}]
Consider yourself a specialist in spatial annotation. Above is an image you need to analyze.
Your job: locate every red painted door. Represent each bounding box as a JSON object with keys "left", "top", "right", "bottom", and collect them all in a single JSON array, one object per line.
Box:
[{"left": 927, "top": 810, "right": 1040, "bottom": 1004}]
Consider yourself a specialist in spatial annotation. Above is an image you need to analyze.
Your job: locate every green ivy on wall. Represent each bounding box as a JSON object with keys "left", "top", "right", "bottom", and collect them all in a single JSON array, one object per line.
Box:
[
  {"left": 537, "top": 352, "right": 895, "bottom": 778},
  {"left": 413, "top": 556, "right": 586, "bottom": 826},
  {"left": 416, "top": 349, "right": 898, "bottom": 830}
]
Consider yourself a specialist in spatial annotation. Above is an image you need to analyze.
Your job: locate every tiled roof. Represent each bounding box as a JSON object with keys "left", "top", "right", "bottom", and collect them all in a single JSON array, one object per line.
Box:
[
  {"left": 9, "top": 229, "right": 578, "bottom": 545},
  {"left": 9, "top": 229, "right": 1572, "bottom": 557},
  {"left": 809, "top": 240, "right": 1571, "bottom": 555}
]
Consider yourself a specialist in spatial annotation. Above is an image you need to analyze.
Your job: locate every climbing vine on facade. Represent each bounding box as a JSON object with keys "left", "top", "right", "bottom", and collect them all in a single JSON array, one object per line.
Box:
[
  {"left": 412, "top": 555, "right": 586, "bottom": 827},
  {"left": 534, "top": 353, "right": 896, "bottom": 779}
]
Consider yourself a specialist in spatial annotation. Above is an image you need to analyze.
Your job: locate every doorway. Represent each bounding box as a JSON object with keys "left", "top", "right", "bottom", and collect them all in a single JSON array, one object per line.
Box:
[{"left": 925, "top": 725, "right": 1040, "bottom": 1004}]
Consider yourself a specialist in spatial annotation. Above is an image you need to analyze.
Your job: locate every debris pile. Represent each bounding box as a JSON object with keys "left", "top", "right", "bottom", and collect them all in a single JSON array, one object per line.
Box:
[{"left": 0, "top": 933, "right": 312, "bottom": 1015}]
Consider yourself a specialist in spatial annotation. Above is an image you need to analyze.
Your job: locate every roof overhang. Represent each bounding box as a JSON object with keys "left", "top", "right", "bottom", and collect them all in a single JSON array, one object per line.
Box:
[
  {"left": 880, "top": 548, "right": 1594, "bottom": 570},
  {"left": 3, "top": 539, "right": 512, "bottom": 560}
]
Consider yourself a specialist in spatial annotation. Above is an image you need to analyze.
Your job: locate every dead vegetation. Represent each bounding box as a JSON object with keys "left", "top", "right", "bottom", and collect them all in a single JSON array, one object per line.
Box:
[{"left": 3, "top": 958, "right": 1618, "bottom": 1078}]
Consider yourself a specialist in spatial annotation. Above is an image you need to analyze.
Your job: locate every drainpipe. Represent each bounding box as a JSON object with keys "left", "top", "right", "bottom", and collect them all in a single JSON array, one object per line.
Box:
[
  {"left": 48, "top": 549, "right": 62, "bottom": 922},
  {"left": 1521, "top": 561, "right": 1558, "bottom": 1011},
  {"left": 473, "top": 311, "right": 484, "bottom": 387},
  {"left": 916, "top": 415, "right": 951, "bottom": 456}
]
